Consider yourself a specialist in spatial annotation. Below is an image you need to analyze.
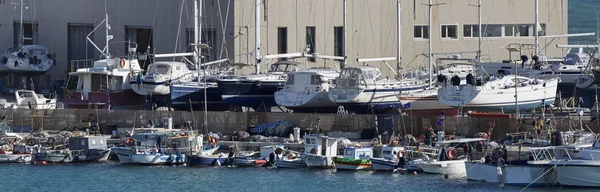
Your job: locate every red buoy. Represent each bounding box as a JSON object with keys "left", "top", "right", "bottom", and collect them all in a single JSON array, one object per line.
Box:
[{"left": 41, "top": 161, "right": 47, "bottom": 165}]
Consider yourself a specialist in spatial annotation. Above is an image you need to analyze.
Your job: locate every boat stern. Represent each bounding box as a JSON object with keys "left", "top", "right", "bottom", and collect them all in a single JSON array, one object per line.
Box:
[{"left": 438, "top": 85, "right": 479, "bottom": 107}]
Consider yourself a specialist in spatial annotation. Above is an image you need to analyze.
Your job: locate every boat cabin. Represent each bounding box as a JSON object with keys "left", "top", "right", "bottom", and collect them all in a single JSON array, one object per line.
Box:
[
  {"left": 335, "top": 66, "right": 382, "bottom": 88},
  {"left": 283, "top": 67, "right": 339, "bottom": 93},
  {"left": 142, "top": 62, "right": 193, "bottom": 82},
  {"left": 267, "top": 61, "right": 302, "bottom": 74},
  {"left": 434, "top": 138, "right": 487, "bottom": 161},
  {"left": 343, "top": 147, "right": 373, "bottom": 160},
  {"left": 304, "top": 134, "right": 339, "bottom": 157},
  {"left": 380, "top": 146, "right": 405, "bottom": 160},
  {"left": 68, "top": 136, "right": 107, "bottom": 151},
  {"left": 132, "top": 131, "right": 194, "bottom": 154}
]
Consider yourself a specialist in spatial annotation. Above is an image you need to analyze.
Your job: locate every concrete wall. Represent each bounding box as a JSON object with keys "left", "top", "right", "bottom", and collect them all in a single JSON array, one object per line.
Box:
[{"left": 0, "top": 0, "right": 569, "bottom": 82}]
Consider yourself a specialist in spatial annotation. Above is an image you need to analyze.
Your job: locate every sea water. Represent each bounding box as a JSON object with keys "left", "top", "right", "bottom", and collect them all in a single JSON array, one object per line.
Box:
[{"left": 0, "top": 162, "right": 597, "bottom": 192}]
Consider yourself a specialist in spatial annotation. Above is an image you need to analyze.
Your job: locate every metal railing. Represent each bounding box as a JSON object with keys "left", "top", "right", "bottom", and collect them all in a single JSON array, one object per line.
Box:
[{"left": 70, "top": 59, "right": 94, "bottom": 72}]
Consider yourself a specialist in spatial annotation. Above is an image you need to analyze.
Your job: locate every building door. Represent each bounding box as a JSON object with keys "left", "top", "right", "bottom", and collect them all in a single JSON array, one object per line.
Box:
[
  {"left": 125, "top": 27, "right": 153, "bottom": 69},
  {"left": 67, "top": 24, "right": 95, "bottom": 72},
  {"left": 13, "top": 22, "right": 38, "bottom": 48}
]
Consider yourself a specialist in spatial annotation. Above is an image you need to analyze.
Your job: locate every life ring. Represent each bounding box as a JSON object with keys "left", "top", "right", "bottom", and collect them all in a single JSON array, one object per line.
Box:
[
  {"left": 126, "top": 138, "right": 135, "bottom": 146},
  {"left": 397, "top": 150, "right": 405, "bottom": 159},
  {"left": 447, "top": 148, "right": 457, "bottom": 160},
  {"left": 27, "top": 138, "right": 36, "bottom": 146},
  {"left": 119, "top": 58, "right": 126, "bottom": 68}
]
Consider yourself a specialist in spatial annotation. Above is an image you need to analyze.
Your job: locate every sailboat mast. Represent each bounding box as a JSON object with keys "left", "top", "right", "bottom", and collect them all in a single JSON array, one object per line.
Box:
[
  {"left": 254, "top": 0, "right": 261, "bottom": 74},
  {"left": 397, "top": 0, "right": 401, "bottom": 78},
  {"left": 194, "top": 0, "right": 200, "bottom": 66},
  {"left": 19, "top": 0, "right": 24, "bottom": 47},
  {"left": 534, "top": 0, "right": 539, "bottom": 55},
  {"left": 342, "top": 0, "right": 347, "bottom": 68},
  {"left": 428, "top": 0, "right": 433, "bottom": 87},
  {"left": 477, "top": 0, "right": 482, "bottom": 61},
  {"left": 197, "top": 0, "right": 208, "bottom": 133},
  {"left": 105, "top": 13, "right": 110, "bottom": 58}
]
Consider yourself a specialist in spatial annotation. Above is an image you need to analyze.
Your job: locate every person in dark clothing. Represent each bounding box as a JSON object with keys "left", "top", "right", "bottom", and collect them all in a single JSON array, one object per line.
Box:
[
  {"left": 466, "top": 72, "right": 474, "bottom": 85},
  {"left": 520, "top": 55, "right": 529, "bottom": 68},
  {"left": 451, "top": 75, "right": 460, "bottom": 86}
]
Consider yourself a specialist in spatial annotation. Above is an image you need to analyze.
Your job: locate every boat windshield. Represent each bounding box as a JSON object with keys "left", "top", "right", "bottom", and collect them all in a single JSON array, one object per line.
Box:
[
  {"left": 336, "top": 68, "right": 362, "bottom": 88},
  {"left": 17, "top": 91, "right": 34, "bottom": 98},
  {"left": 269, "top": 63, "right": 299, "bottom": 73},
  {"left": 361, "top": 68, "right": 383, "bottom": 81},
  {"left": 148, "top": 64, "right": 171, "bottom": 75}
]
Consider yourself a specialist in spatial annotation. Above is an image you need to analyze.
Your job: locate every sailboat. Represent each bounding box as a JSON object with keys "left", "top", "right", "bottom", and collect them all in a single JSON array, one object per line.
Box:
[
  {"left": 130, "top": 61, "right": 197, "bottom": 96},
  {"left": 0, "top": 0, "right": 55, "bottom": 74}
]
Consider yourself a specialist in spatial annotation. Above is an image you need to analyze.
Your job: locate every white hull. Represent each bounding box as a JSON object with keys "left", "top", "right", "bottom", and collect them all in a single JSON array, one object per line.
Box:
[
  {"left": 502, "top": 166, "right": 553, "bottom": 187},
  {"left": 130, "top": 153, "right": 187, "bottom": 165},
  {"left": 439, "top": 77, "right": 559, "bottom": 112},
  {"left": 420, "top": 160, "right": 467, "bottom": 176},
  {"left": 0, "top": 154, "right": 32, "bottom": 163},
  {"left": 111, "top": 147, "right": 135, "bottom": 164},
  {"left": 6, "top": 59, "right": 52, "bottom": 72},
  {"left": 275, "top": 90, "right": 336, "bottom": 108},
  {"left": 330, "top": 87, "right": 401, "bottom": 105},
  {"left": 305, "top": 154, "right": 334, "bottom": 169},
  {"left": 556, "top": 165, "right": 600, "bottom": 187},
  {"left": 131, "top": 83, "right": 171, "bottom": 96},
  {"left": 464, "top": 162, "right": 502, "bottom": 182},
  {"left": 398, "top": 89, "right": 453, "bottom": 111},
  {"left": 370, "top": 158, "right": 399, "bottom": 171}
]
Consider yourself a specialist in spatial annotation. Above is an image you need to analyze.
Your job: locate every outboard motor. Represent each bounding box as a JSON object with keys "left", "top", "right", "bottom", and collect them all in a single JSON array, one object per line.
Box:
[
  {"left": 520, "top": 55, "right": 529, "bottom": 68},
  {"left": 550, "top": 131, "right": 563, "bottom": 146},
  {"left": 450, "top": 75, "right": 460, "bottom": 86},
  {"left": 266, "top": 152, "right": 275, "bottom": 167}
]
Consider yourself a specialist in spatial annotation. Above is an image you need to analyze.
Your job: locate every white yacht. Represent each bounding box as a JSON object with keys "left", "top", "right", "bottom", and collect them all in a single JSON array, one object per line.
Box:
[
  {"left": 130, "top": 61, "right": 197, "bottom": 96},
  {"left": 274, "top": 67, "right": 339, "bottom": 113},
  {"left": 329, "top": 66, "right": 427, "bottom": 114},
  {"left": 438, "top": 66, "right": 559, "bottom": 112},
  {"left": 418, "top": 138, "right": 487, "bottom": 177},
  {"left": 1, "top": 90, "right": 60, "bottom": 110},
  {"left": 0, "top": 45, "right": 55, "bottom": 73}
]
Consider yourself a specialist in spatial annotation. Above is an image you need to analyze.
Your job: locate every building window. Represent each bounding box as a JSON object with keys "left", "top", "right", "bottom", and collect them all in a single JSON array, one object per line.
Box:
[
  {"left": 13, "top": 22, "right": 38, "bottom": 47},
  {"left": 463, "top": 25, "right": 479, "bottom": 38},
  {"left": 504, "top": 24, "right": 546, "bottom": 37},
  {"left": 334, "top": 26, "right": 344, "bottom": 57},
  {"left": 441, "top": 24, "right": 458, "bottom": 39},
  {"left": 306, "top": 26, "right": 316, "bottom": 62},
  {"left": 414, "top": 25, "right": 429, "bottom": 39},
  {"left": 277, "top": 27, "right": 288, "bottom": 60},
  {"left": 482, "top": 24, "right": 502, "bottom": 37}
]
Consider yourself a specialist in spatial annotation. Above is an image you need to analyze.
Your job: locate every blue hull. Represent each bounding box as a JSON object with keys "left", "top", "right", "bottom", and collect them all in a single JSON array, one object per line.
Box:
[
  {"left": 170, "top": 84, "right": 235, "bottom": 111},
  {"left": 187, "top": 156, "right": 228, "bottom": 166},
  {"left": 217, "top": 80, "right": 284, "bottom": 112}
]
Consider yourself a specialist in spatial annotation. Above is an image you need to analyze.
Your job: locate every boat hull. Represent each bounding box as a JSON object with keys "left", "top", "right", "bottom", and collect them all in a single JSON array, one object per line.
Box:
[
  {"left": 6, "top": 58, "right": 52, "bottom": 73},
  {"left": 370, "top": 158, "right": 399, "bottom": 171},
  {"left": 332, "top": 157, "right": 372, "bottom": 170},
  {"left": 305, "top": 154, "right": 335, "bottom": 169},
  {"left": 555, "top": 164, "right": 600, "bottom": 187},
  {"left": 217, "top": 80, "right": 284, "bottom": 111},
  {"left": 438, "top": 78, "right": 559, "bottom": 112},
  {"left": 170, "top": 84, "right": 234, "bottom": 111},
  {"left": 0, "top": 154, "right": 32, "bottom": 163},
  {"left": 63, "top": 89, "right": 144, "bottom": 110},
  {"left": 130, "top": 153, "right": 187, "bottom": 165},
  {"left": 276, "top": 158, "right": 307, "bottom": 169},
  {"left": 275, "top": 90, "right": 339, "bottom": 113},
  {"left": 464, "top": 162, "right": 502, "bottom": 182},
  {"left": 502, "top": 165, "right": 553, "bottom": 187},
  {"left": 131, "top": 83, "right": 171, "bottom": 96},
  {"left": 398, "top": 94, "right": 460, "bottom": 116},
  {"left": 187, "top": 155, "right": 228, "bottom": 166},
  {"left": 420, "top": 160, "right": 467, "bottom": 176},
  {"left": 111, "top": 147, "right": 135, "bottom": 164}
]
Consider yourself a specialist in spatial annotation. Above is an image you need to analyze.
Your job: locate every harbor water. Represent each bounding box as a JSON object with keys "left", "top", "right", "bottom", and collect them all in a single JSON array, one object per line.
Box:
[{"left": 0, "top": 162, "right": 595, "bottom": 192}]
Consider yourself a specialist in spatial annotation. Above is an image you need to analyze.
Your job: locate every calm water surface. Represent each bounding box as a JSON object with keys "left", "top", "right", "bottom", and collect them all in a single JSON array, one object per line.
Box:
[{"left": 0, "top": 162, "right": 596, "bottom": 192}]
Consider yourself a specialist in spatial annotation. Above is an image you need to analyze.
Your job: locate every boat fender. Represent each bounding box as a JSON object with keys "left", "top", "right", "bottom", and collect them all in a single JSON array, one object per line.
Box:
[
  {"left": 119, "top": 58, "right": 126, "bottom": 68},
  {"left": 126, "top": 138, "right": 135, "bottom": 146},
  {"left": 397, "top": 150, "right": 404, "bottom": 159},
  {"left": 27, "top": 138, "right": 36, "bottom": 146},
  {"left": 447, "top": 148, "right": 457, "bottom": 160},
  {"left": 14, "top": 60, "right": 18, "bottom": 67}
]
